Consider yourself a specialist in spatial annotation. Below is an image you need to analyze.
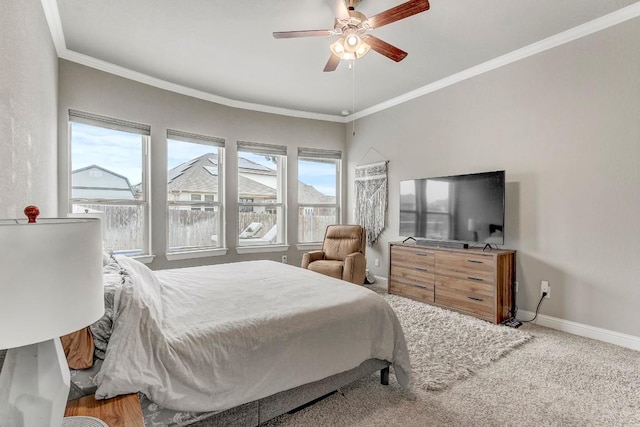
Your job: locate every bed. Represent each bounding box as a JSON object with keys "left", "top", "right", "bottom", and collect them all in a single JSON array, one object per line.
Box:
[{"left": 69, "top": 255, "right": 411, "bottom": 425}]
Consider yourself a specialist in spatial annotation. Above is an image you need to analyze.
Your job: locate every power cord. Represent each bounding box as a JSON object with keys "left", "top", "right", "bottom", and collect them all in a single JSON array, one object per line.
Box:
[
  {"left": 502, "top": 292, "right": 547, "bottom": 328},
  {"left": 520, "top": 292, "right": 547, "bottom": 323}
]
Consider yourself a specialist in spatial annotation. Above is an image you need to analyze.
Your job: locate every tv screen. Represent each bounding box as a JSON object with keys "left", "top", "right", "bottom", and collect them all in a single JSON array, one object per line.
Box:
[{"left": 399, "top": 170, "right": 505, "bottom": 245}]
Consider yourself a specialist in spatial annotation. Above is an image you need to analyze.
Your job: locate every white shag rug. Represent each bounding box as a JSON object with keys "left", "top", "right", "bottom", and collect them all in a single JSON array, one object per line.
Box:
[{"left": 382, "top": 292, "right": 533, "bottom": 391}]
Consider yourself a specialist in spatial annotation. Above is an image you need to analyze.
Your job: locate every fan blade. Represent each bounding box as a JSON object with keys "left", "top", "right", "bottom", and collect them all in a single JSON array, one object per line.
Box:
[
  {"left": 327, "top": 0, "right": 351, "bottom": 21},
  {"left": 273, "top": 29, "right": 334, "bottom": 39},
  {"left": 323, "top": 54, "right": 341, "bottom": 72},
  {"left": 366, "top": 0, "right": 430, "bottom": 29},
  {"left": 362, "top": 35, "right": 407, "bottom": 62}
]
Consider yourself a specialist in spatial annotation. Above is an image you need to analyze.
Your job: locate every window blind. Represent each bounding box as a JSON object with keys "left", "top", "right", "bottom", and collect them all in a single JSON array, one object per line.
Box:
[
  {"left": 167, "top": 129, "right": 225, "bottom": 147},
  {"left": 298, "top": 147, "right": 342, "bottom": 160},
  {"left": 68, "top": 109, "right": 150, "bottom": 136},
  {"left": 237, "top": 140, "right": 287, "bottom": 156}
]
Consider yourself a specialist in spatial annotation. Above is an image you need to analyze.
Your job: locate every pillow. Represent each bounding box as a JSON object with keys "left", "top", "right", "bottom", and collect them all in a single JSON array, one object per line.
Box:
[
  {"left": 90, "top": 273, "right": 126, "bottom": 360},
  {"left": 113, "top": 255, "right": 164, "bottom": 320},
  {"left": 91, "top": 265, "right": 128, "bottom": 360},
  {"left": 91, "top": 256, "right": 163, "bottom": 359},
  {"left": 60, "top": 327, "right": 94, "bottom": 370}
]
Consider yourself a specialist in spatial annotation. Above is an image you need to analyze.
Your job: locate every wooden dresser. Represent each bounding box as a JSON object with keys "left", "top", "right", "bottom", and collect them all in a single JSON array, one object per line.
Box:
[{"left": 388, "top": 242, "right": 516, "bottom": 324}]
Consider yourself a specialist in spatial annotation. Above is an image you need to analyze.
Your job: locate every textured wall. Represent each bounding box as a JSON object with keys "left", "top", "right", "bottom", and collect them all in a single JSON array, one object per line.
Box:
[
  {"left": 347, "top": 19, "right": 640, "bottom": 337},
  {"left": 0, "top": 1, "right": 58, "bottom": 218}
]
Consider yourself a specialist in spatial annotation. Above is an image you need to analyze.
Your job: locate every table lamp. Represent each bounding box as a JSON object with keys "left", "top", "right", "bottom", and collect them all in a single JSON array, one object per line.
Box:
[{"left": 0, "top": 207, "right": 104, "bottom": 427}]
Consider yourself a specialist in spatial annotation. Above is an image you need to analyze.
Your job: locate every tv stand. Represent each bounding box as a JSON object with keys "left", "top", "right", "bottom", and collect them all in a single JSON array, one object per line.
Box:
[{"left": 416, "top": 240, "right": 469, "bottom": 249}]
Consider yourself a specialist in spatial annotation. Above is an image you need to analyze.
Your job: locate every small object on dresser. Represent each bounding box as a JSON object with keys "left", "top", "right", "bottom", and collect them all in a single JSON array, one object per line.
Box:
[{"left": 62, "top": 416, "right": 109, "bottom": 427}]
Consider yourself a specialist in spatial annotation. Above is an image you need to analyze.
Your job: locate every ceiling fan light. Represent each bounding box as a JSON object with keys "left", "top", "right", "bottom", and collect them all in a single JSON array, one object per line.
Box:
[
  {"left": 355, "top": 42, "right": 370, "bottom": 57},
  {"left": 346, "top": 35, "right": 359, "bottom": 47},
  {"left": 330, "top": 38, "right": 347, "bottom": 58}
]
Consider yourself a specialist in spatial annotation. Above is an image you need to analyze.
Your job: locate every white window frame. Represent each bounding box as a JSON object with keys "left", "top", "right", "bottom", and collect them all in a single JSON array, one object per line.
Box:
[
  {"left": 68, "top": 109, "right": 152, "bottom": 261},
  {"left": 236, "top": 140, "right": 288, "bottom": 254},
  {"left": 296, "top": 147, "right": 342, "bottom": 247},
  {"left": 166, "top": 129, "right": 226, "bottom": 260}
]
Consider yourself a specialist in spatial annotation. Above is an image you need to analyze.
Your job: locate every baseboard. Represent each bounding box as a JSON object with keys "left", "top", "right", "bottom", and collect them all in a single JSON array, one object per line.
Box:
[
  {"left": 517, "top": 310, "right": 640, "bottom": 352},
  {"left": 376, "top": 275, "right": 640, "bottom": 352}
]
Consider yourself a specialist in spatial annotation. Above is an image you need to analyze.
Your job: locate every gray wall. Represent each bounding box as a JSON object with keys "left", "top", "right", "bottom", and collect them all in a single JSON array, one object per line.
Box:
[
  {"left": 57, "top": 60, "right": 346, "bottom": 270},
  {"left": 347, "top": 19, "right": 640, "bottom": 337},
  {"left": 0, "top": 1, "right": 59, "bottom": 218}
]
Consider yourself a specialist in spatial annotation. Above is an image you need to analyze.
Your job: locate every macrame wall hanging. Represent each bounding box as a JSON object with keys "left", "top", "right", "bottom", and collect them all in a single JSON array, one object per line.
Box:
[{"left": 354, "top": 149, "right": 388, "bottom": 246}]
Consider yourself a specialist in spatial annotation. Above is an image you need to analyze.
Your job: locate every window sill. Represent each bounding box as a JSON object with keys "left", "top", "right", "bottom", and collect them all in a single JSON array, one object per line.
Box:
[
  {"left": 296, "top": 243, "right": 322, "bottom": 251},
  {"left": 236, "top": 245, "right": 289, "bottom": 255},
  {"left": 130, "top": 254, "right": 155, "bottom": 264},
  {"left": 166, "top": 248, "right": 228, "bottom": 261}
]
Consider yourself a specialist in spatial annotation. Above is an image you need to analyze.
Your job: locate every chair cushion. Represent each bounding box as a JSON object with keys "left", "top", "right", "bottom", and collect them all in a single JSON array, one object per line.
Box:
[
  {"left": 307, "top": 260, "right": 344, "bottom": 280},
  {"left": 322, "top": 225, "right": 365, "bottom": 261}
]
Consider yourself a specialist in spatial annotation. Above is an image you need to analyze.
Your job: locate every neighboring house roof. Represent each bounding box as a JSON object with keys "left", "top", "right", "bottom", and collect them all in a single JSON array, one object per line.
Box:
[
  {"left": 168, "top": 153, "right": 219, "bottom": 193},
  {"left": 299, "top": 181, "right": 335, "bottom": 204},
  {"left": 238, "top": 174, "right": 277, "bottom": 198},
  {"left": 238, "top": 157, "right": 276, "bottom": 175},
  {"left": 72, "top": 164, "right": 136, "bottom": 200}
]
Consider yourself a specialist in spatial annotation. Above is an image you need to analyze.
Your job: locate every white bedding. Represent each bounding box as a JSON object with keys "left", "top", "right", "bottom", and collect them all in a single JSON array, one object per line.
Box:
[{"left": 94, "top": 258, "right": 411, "bottom": 412}]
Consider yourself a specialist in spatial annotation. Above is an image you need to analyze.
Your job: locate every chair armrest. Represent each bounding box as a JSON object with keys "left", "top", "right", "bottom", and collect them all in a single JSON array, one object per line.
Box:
[
  {"left": 343, "top": 252, "right": 366, "bottom": 285},
  {"left": 301, "top": 250, "right": 325, "bottom": 269}
]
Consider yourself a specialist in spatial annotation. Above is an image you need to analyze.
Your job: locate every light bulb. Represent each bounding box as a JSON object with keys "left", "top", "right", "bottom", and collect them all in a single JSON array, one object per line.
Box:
[
  {"left": 346, "top": 35, "right": 359, "bottom": 47},
  {"left": 334, "top": 43, "right": 344, "bottom": 54}
]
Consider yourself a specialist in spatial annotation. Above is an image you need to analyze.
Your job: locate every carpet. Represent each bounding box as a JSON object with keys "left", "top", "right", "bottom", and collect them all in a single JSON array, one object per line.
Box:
[{"left": 381, "top": 292, "right": 532, "bottom": 391}]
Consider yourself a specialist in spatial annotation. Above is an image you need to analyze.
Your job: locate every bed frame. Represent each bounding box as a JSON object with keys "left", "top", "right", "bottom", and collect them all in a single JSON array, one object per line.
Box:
[{"left": 172, "top": 359, "right": 391, "bottom": 426}]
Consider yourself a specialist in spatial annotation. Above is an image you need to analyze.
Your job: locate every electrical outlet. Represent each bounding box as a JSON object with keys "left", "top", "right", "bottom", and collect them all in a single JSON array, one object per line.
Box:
[
  {"left": 541, "top": 280, "right": 550, "bottom": 298},
  {"left": 375, "top": 258, "right": 380, "bottom": 267},
  {"left": 281, "top": 255, "right": 287, "bottom": 264}
]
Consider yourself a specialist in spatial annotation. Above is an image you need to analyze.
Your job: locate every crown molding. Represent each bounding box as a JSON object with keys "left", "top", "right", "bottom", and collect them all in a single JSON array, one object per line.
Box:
[
  {"left": 40, "top": 0, "right": 66, "bottom": 56},
  {"left": 42, "top": 0, "right": 640, "bottom": 123},
  {"left": 58, "top": 50, "right": 346, "bottom": 123},
  {"left": 352, "top": 2, "right": 640, "bottom": 120}
]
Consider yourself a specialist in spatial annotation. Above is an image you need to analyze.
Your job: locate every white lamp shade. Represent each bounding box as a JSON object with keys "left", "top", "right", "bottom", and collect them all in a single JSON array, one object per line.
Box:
[
  {"left": 467, "top": 218, "right": 477, "bottom": 232},
  {"left": 0, "top": 218, "right": 104, "bottom": 350}
]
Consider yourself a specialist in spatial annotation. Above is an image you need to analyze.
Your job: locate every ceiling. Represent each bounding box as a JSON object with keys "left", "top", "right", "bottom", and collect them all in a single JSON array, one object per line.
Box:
[{"left": 51, "top": 0, "right": 640, "bottom": 120}]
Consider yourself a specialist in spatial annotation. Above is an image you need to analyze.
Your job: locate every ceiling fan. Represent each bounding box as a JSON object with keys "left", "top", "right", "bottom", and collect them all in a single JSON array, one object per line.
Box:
[{"left": 273, "top": 0, "right": 430, "bottom": 72}]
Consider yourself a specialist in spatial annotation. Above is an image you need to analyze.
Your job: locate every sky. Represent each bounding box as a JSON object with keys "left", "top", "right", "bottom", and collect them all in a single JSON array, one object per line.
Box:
[{"left": 71, "top": 122, "right": 337, "bottom": 196}]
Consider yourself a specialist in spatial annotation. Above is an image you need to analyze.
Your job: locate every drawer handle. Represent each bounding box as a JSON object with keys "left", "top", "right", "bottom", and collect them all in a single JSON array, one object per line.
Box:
[
  {"left": 467, "top": 276, "right": 484, "bottom": 282},
  {"left": 467, "top": 259, "right": 483, "bottom": 264},
  {"left": 416, "top": 253, "right": 428, "bottom": 257},
  {"left": 415, "top": 267, "right": 428, "bottom": 272},
  {"left": 468, "top": 296, "right": 484, "bottom": 302},
  {"left": 412, "top": 284, "right": 427, "bottom": 289}
]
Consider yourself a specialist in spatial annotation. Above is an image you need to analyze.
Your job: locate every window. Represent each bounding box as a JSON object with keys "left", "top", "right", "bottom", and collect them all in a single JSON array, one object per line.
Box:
[
  {"left": 69, "top": 110, "right": 150, "bottom": 256},
  {"left": 297, "top": 148, "right": 341, "bottom": 243},
  {"left": 237, "top": 141, "right": 286, "bottom": 247},
  {"left": 167, "top": 129, "right": 225, "bottom": 252}
]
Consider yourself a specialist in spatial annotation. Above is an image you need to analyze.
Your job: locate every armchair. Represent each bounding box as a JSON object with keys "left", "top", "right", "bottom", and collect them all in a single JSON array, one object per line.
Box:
[{"left": 301, "top": 225, "right": 367, "bottom": 285}]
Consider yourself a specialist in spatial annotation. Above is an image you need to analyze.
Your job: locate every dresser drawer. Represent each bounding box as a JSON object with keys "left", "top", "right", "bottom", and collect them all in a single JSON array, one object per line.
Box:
[
  {"left": 390, "top": 264, "right": 435, "bottom": 285},
  {"left": 391, "top": 246, "right": 435, "bottom": 269},
  {"left": 435, "top": 252, "right": 495, "bottom": 283},
  {"left": 389, "top": 278, "right": 434, "bottom": 303},
  {"left": 435, "top": 276, "right": 494, "bottom": 321}
]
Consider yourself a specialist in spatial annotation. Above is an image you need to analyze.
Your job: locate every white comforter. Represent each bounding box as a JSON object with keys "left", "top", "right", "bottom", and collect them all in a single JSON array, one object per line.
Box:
[{"left": 95, "top": 258, "right": 411, "bottom": 412}]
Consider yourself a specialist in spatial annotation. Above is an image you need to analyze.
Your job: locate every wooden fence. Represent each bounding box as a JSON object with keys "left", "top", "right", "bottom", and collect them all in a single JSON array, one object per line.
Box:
[{"left": 75, "top": 204, "right": 335, "bottom": 251}]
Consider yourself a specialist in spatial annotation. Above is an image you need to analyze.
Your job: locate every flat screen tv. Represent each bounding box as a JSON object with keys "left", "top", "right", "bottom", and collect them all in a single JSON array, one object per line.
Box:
[{"left": 399, "top": 170, "right": 505, "bottom": 245}]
